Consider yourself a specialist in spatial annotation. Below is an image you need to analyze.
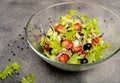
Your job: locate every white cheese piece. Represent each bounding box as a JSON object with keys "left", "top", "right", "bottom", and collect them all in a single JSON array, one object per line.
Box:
[
  {"left": 73, "top": 40, "right": 80, "bottom": 47},
  {"left": 88, "top": 38, "right": 92, "bottom": 43}
]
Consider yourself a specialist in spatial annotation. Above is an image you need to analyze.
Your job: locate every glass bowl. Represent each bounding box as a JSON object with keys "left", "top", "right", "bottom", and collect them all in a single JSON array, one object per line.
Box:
[{"left": 25, "top": 2, "right": 120, "bottom": 71}]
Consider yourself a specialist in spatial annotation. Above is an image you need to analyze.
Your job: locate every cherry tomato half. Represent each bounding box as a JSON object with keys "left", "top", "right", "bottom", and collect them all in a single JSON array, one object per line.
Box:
[
  {"left": 92, "top": 38, "right": 99, "bottom": 45},
  {"left": 55, "top": 24, "right": 64, "bottom": 32},
  {"left": 57, "top": 53, "right": 69, "bottom": 63},
  {"left": 71, "top": 46, "right": 82, "bottom": 53},
  {"left": 74, "top": 23, "right": 82, "bottom": 30},
  {"left": 62, "top": 39, "right": 73, "bottom": 49}
]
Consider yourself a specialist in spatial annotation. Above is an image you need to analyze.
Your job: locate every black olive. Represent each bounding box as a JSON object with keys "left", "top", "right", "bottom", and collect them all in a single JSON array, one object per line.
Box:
[
  {"left": 80, "top": 58, "right": 88, "bottom": 64},
  {"left": 83, "top": 43, "right": 92, "bottom": 50}
]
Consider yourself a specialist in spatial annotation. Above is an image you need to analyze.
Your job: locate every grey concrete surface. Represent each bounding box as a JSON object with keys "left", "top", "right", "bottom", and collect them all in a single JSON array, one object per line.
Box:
[{"left": 0, "top": 0, "right": 120, "bottom": 83}]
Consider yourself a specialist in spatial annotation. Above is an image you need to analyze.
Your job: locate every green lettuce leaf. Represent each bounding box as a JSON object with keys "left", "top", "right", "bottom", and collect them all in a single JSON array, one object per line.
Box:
[
  {"left": 45, "top": 28, "right": 63, "bottom": 55},
  {"left": 68, "top": 9, "right": 77, "bottom": 16},
  {"left": 21, "top": 73, "right": 34, "bottom": 83},
  {"left": 59, "top": 25, "right": 76, "bottom": 40},
  {"left": 50, "top": 39, "right": 63, "bottom": 55},
  {"left": 0, "top": 62, "right": 20, "bottom": 80},
  {"left": 86, "top": 42, "right": 111, "bottom": 63},
  {"left": 67, "top": 53, "right": 80, "bottom": 64},
  {"left": 60, "top": 16, "right": 69, "bottom": 25}
]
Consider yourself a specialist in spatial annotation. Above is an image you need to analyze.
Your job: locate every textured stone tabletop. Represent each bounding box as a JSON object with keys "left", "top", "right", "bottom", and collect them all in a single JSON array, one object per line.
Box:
[{"left": 0, "top": 0, "right": 120, "bottom": 83}]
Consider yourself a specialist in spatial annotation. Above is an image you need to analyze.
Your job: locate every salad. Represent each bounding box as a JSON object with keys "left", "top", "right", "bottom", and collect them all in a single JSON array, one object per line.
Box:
[{"left": 40, "top": 9, "right": 111, "bottom": 64}]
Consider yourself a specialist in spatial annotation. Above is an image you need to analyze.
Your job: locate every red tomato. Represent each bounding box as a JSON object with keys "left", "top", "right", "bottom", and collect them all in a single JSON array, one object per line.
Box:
[
  {"left": 62, "top": 39, "right": 73, "bottom": 49},
  {"left": 74, "top": 23, "right": 82, "bottom": 30},
  {"left": 55, "top": 24, "right": 64, "bottom": 32},
  {"left": 92, "top": 38, "right": 99, "bottom": 45},
  {"left": 44, "top": 43, "right": 51, "bottom": 50},
  {"left": 57, "top": 53, "right": 69, "bottom": 63},
  {"left": 71, "top": 46, "right": 82, "bottom": 53}
]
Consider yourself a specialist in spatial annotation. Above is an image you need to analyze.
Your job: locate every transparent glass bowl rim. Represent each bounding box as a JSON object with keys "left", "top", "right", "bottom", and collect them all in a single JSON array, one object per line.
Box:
[{"left": 25, "top": 2, "right": 120, "bottom": 66}]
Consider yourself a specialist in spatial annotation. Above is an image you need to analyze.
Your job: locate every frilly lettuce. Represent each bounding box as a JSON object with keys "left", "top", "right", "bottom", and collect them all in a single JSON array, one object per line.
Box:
[
  {"left": 68, "top": 9, "right": 77, "bottom": 16},
  {"left": 67, "top": 53, "right": 80, "bottom": 64},
  {"left": 40, "top": 9, "right": 111, "bottom": 64},
  {"left": 21, "top": 73, "right": 34, "bottom": 83},
  {"left": 0, "top": 62, "right": 20, "bottom": 80},
  {"left": 86, "top": 40, "right": 111, "bottom": 63}
]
